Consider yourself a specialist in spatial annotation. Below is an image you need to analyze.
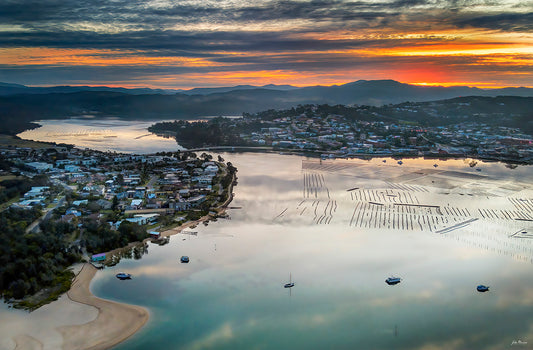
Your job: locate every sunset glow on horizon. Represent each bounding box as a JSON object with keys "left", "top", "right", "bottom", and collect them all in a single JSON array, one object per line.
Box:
[{"left": 0, "top": 0, "right": 531, "bottom": 89}]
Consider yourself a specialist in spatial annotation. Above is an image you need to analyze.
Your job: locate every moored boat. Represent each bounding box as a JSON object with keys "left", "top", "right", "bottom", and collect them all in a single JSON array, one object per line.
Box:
[
  {"left": 284, "top": 273, "right": 294, "bottom": 288},
  {"left": 385, "top": 276, "right": 401, "bottom": 285},
  {"left": 116, "top": 272, "right": 132, "bottom": 280},
  {"left": 477, "top": 285, "right": 489, "bottom": 292}
]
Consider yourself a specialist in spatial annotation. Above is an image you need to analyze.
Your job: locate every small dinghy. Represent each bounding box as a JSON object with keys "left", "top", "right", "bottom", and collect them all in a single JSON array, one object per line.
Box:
[
  {"left": 116, "top": 272, "right": 132, "bottom": 280},
  {"left": 477, "top": 285, "right": 489, "bottom": 292},
  {"left": 385, "top": 276, "right": 401, "bottom": 285}
]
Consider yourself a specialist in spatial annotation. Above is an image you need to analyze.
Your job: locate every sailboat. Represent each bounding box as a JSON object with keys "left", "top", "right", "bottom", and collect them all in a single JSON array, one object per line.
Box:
[{"left": 284, "top": 273, "right": 295, "bottom": 288}]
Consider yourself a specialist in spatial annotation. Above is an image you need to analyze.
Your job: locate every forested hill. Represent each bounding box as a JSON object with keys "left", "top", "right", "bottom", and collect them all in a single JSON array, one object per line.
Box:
[
  {"left": 0, "top": 80, "right": 532, "bottom": 135},
  {"left": 149, "top": 96, "right": 533, "bottom": 135}
]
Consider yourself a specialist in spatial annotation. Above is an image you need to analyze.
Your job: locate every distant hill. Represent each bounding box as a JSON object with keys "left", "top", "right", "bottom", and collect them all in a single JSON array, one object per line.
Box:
[
  {"left": 0, "top": 82, "right": 299, "bottom": 96},
  {"left": 0, "top": 84, "right": 179, "bottom": 96},
  {"left": 0, "top": 80, "right": 532, "bottom": 135},
  {"left": 179, "top": 84, "right": 299, "bottom": 95},
  {"left": 1, "top": 80, "right": 531, "bottom": 101}
]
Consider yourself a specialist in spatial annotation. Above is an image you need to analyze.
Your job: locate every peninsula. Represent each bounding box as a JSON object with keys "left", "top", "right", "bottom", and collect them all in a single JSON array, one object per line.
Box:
[
  {"left": 0, "top": 142, "right": 237, "bottom": 311},
  {"left": 149, "top": 97, "right": 533, "bottom": 164}
]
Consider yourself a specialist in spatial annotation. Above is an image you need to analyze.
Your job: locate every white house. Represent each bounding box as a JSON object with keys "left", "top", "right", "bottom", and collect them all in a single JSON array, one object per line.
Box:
[{"left": 130, "top": 199, "right": 143, "bottom": 209}]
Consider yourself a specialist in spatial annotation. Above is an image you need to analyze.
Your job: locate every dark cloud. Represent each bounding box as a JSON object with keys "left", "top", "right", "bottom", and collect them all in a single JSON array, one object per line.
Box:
[
  {"left": 455, "top": 12, "right": 533, "bottom": 32},
  {"left": 0, "top": 0, "right": 530, "bottom": 87},
  {"left": 1, "top": 0, "right": 529, "bottom": 32},
  {"left": 0, "top": 29, "right": 386, "bottom": 52}
]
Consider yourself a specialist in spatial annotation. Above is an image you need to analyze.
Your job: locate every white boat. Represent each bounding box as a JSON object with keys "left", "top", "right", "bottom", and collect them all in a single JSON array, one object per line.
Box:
[
  {"left": 284, "top": 273, "right": 295, "bottom": 288},
  {"left": 385, "top": 276, "right": 401, "bottom": 285}
]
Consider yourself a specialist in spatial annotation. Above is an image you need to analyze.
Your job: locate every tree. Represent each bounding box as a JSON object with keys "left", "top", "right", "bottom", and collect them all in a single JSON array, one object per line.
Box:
[{"left": 112, "top": 196, "right": 119, "bottom": 211}]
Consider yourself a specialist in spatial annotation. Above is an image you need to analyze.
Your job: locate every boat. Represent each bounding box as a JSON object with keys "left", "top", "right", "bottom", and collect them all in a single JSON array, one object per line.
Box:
[
  {"left": 284, "top": 273, "right": 295, "bottom": 288},
  {"left": 385, "top": 276, "right": 401, "bottom": 285},
  {"left": 115, "top": 272, "right": 131, "bottom": 280},
  {"left": 180, "top": 256, "right": 190, "bottom": 263},
  {"left": 477, "top": 285, "right": 489, "bottom": 292}
]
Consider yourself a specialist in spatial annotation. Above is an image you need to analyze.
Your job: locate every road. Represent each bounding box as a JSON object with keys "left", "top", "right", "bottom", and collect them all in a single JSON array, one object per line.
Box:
[{"left": 25, "top": 183, "right": 72, "bottom": 234}]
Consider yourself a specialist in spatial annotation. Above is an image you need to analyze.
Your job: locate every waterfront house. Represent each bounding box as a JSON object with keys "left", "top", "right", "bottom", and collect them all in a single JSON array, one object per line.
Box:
[
  {"left": 149, "top": 231, "right": 161, "bottom": 239},
  {"left": 91, "top": 253, "right": 106, "bottom": 262}
]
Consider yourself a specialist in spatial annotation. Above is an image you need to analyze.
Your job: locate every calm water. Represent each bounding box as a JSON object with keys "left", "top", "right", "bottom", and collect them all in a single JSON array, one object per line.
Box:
[
  {"left": 18, "top": 117, "right": 182, "bottom": 153},
  {"left": 15, "top": 119, "right": 533, "bottom": 349},
  {"left": 89, "top": 154, "right": 532, "bottom": 350}
]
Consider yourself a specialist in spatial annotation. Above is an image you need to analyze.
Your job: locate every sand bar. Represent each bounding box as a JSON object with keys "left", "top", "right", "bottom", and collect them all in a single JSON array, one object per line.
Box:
[{"left": 57, "top": 264, "right": 149, "bottom": 350}]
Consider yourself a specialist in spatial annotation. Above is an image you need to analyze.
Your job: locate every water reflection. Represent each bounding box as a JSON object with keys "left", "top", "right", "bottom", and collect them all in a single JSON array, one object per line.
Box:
[
  {"left": 106, "top": 242, "right": 150, "bottom": 267},
  {"left": 17, "top": 117, "right": 183, "bottom": 153},
  {"left": 93, "top": 153, "right": 533, "bottom": 350}
]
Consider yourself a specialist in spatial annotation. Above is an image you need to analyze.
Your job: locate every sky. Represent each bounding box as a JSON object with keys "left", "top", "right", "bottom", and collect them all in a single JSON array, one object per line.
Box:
[{"left": 0, "top": 0, "right": 532, "bottom": 89}]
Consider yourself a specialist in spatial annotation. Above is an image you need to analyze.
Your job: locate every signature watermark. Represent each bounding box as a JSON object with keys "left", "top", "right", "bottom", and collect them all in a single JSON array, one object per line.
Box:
[{"left": 511, "top": 340, "right": 528, "bottom": 346}]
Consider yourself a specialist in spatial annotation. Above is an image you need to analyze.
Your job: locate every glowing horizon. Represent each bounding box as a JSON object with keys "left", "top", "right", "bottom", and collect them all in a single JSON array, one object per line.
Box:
[{"left": 0, "top": 0, "right": 531, "bottom": 89}]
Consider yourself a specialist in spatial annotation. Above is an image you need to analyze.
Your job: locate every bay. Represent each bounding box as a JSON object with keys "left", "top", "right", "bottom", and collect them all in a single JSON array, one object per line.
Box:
[
  {"left": 17, "top": 117, "right": 182, "bottom": 153},
  {"left": 98, "top": 154, "right": 532, "bottom": 350},
  {"left": 13, "top": 118, "right": 533, "bottom": 349}
]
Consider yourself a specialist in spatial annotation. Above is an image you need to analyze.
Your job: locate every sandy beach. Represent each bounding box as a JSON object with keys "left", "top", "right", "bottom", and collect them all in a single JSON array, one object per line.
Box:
[
  {"left": 3, "top": 173, "right": 236, "bottom": 350},
  {"left": 4, "top": 263, "right": 148, "bottom": 350},
  {"left": 57, "top": 264, "right": 149, "bottom": 350}
]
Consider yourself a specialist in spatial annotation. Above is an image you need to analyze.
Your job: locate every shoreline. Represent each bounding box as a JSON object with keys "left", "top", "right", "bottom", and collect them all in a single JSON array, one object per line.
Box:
[
  {"left": 50, "top": 171, "right": 237, "bottom": 350},
  {"left": 57, "top": 263, "right": 149, "bottom": 350},
  {"left": 6, "top": 155, "right": 238, "bottom": 350}
]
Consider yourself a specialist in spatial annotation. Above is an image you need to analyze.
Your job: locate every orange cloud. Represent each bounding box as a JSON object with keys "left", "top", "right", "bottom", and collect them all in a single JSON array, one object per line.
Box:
[{"left": 0, "top": 47, "right": 228, "bottom": 67}]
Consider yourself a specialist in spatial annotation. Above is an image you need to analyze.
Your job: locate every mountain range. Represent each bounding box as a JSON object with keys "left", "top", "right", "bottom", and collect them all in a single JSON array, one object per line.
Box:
[
  {"left": 1, "top": 80, "right": 532, "bottom": 102},
  {"left": 0, "top": 82, "right": 298, "bottom": 96},
  {"left": 0, "top": 79, "right": 532, "bottom": 135}
]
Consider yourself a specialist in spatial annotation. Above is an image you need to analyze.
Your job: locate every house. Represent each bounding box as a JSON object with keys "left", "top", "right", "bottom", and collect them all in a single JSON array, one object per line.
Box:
[
  {"left": 64, "top": 164, "right": 80, "bottom": 172},
  {"left": 14, "top": 198, "right": 46, "bottom": 209},
  {"left": 65, "top": 208, "right": 82, "bottom": 217},
  {"left": 204, "top": 165, "right": 219, "bottom": 175},
  {"left": 149, "top": 231, "right": 161, "bottom": 239},
  {"left": 125, "top": 213, "right": 159, "bottom": 225},
  {"left": 193, "top": 175, "right": 214, "bottom": 185},
  {"left": 179, "top": 189, "right": 191, "bottom": 197},
  {"left": 81, "top": 158, "right": 98, "bottom": 166},
  {"left": 96, "top": 199, "right": 112, "bottom": 210},
  {"left": 130, "top": 199, "right": 143, "bottom": 209},
  {"left": 60, "top": 214, "right": 77, "bottom": 223},
  {"left": 56, "top": 159, "right": 75, "bottom": 166},
  {"left": 175, "top": 200, "right": 192, "bottom": 210},
  {"left": 24, "top": 186, "right": 50, "bottom": 198},
  {"left": 188, "top": 195, "right": 206, "bottom": 206},
  {"left": 91, "top": 253, "right": 106, "bottom": 262},
  {"left": 25, "top": 162, "right": 53, "bottom": 172}
]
